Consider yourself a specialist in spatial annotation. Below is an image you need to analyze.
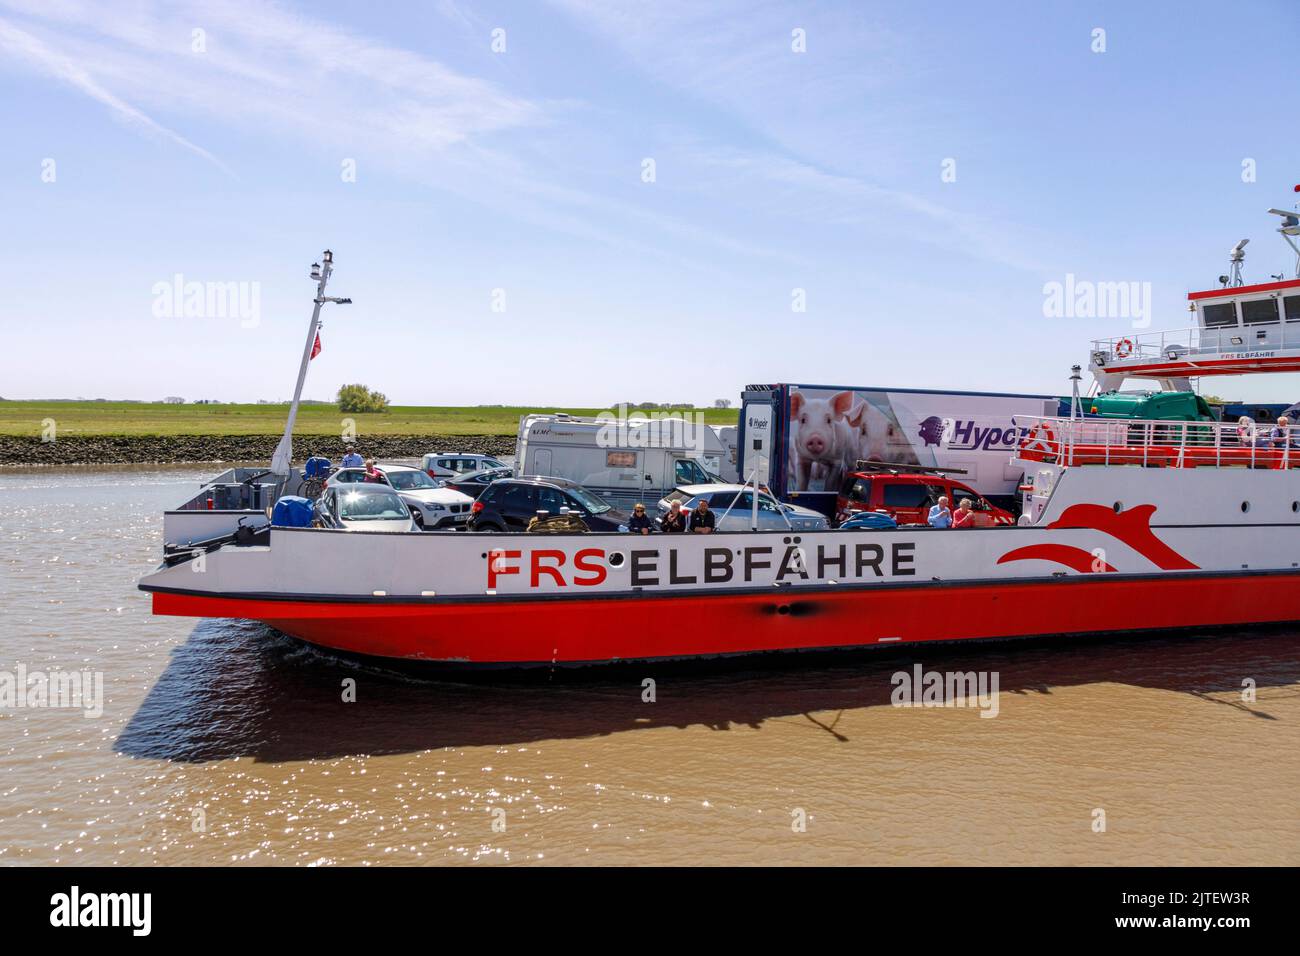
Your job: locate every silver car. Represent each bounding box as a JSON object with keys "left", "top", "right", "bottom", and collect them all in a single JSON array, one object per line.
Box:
[
  {"left": 656, "top": 484, "right": 830, "bottom": 531},
  {"left": 329, "top": 464, "right": 475, "bottom": 530},
  {"left": 314, "top": 484, "right": 418, "bottom": 533}
]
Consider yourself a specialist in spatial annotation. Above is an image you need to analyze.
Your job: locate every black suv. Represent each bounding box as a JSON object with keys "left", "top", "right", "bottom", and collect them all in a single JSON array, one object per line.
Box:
[{"left": 468, "top": 476, "right": 630, "bottom": 532}]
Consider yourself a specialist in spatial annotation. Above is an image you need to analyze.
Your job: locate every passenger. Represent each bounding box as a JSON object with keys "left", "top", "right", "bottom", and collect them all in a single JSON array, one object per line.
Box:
[
  {"left": 363, "top": 459, "right": 384, "bottom": 483},
  {"left": 660, "top": 500, "right": 687, "bottom": 533},
  {"left": 1270, "top": 417, "right": 1299, "bottom": 450},
  {"left": 952, "top": 498, "right": 976, "bottom": 529},
  {"left": 628, "top": 503, "right": 652, "bottom": 535},
  {"left": 1235, "top": 416, "right": 1256, "bottom": 446},
  {"left": 690, "top": 498, "right": 716, "bottom": 534},
  {"left": 341, "top": 445, "right": 364, "bottom": 468},
  {"left": 927, "top": 495, "right": 953, "bottom": 529}
]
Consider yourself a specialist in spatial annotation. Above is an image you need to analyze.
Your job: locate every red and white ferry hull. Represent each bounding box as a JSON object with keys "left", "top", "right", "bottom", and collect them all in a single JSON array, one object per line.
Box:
[
  {"left": 140, "top": 466, "right": 1300, "bottom": 666},
  {"left": 148, "top": 569, "right": 1300, "bottom": 666}
]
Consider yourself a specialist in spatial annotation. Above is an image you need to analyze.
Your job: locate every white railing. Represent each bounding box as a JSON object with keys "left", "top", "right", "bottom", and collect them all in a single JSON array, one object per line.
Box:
[
  {"left": 1091, "top": 318, "right": 1300, "bottom": 365},
  {"left": 1012, "top": 414, "right": 1300, "bottom": 469}
]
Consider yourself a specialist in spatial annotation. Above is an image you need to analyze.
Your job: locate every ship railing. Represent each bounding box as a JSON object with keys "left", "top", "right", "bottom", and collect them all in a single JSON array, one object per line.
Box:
[
  {"left": 1011, "top": 414, "right": 1300, "bottom": 469},
  {"left": 1090, "top": 318, "right": 1300, "bottom": 365}
]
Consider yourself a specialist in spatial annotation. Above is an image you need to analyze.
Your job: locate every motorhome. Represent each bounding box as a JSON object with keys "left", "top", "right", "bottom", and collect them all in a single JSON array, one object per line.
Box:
[{"left": 515, "top": 412, "right": 727, "bottom": 506}]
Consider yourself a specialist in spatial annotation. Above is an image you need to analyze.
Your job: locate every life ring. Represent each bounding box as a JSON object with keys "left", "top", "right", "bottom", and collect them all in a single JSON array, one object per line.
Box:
[
  {"left": 1023, "top": 420, "right": 1058, "bottom": 454},
  {"left": 1115, "top": 337, "right": 1134, "bottom": 359}
]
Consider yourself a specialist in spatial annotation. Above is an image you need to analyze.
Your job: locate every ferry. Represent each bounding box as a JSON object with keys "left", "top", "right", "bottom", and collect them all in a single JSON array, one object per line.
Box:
[{"left": 139, "top": 197, "right": 1300, "bottom": 666}]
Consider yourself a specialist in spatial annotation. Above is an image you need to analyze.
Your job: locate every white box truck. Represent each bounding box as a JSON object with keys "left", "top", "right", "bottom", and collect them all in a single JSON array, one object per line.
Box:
[{"left": 515, "top": 412, "right": 732, "bottom": 506}]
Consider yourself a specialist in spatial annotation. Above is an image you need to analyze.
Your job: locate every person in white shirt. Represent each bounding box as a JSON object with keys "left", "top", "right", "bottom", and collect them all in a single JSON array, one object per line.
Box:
[{"left": 927, "top": 496, "right": 952, "bottom": 528}]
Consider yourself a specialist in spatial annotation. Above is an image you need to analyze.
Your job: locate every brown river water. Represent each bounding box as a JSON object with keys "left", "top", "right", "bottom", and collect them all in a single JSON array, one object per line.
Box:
[{"left": 1, "top": 466, "right": 1297, "bottom": 866}]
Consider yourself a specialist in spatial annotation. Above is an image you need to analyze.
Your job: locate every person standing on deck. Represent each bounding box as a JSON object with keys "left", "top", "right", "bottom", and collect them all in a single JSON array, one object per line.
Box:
[{"left": 342, "top": 445, "right": 363, "bottom": 468}]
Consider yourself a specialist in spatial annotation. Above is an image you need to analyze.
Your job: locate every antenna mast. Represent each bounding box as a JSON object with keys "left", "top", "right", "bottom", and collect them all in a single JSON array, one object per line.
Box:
[
  {"left": 269, "top": 250, "right": 352, "bottom": 476},
  {"left": 1266, "top": 185, "right": 1300, "bottom": 279}
]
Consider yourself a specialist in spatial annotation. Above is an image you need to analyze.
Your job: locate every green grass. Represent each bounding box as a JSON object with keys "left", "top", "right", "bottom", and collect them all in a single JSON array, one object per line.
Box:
[{"left": 0, "top": 401, "right": 738, "bottom": 438}]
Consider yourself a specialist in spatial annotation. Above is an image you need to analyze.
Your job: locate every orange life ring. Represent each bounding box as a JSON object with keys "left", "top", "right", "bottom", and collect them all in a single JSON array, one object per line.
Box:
[
  {"left": 1023, "top": 420, "right": 1058, "bottom": 454},
  {"left": 1115, "top": 337, "right": 1134, "bottom": 359}
]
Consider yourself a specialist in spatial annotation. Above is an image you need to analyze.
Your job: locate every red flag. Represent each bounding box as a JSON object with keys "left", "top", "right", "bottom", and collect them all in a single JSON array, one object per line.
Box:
[{"left": 310, "top": 331, "right": 322, "bottom": 360}]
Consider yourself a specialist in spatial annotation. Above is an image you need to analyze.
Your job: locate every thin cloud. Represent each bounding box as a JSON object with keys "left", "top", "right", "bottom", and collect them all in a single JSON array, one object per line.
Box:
[{"left": 0, "top": 17, "right": 233, "bottom": 175}]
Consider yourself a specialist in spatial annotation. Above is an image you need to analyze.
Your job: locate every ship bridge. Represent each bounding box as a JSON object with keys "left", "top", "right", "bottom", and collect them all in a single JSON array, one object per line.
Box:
[
  {"left": 1090, "top": 199, "right": 1300, "bottom": 392},
  {"left": 1090, "top": 278, "right": 1300, "bottom": 391}
]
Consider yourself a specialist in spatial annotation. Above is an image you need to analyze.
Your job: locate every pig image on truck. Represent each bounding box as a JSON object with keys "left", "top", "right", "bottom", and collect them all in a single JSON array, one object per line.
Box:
[{"left": 737, "top": 383, "right": 1060, "bottom": 517}]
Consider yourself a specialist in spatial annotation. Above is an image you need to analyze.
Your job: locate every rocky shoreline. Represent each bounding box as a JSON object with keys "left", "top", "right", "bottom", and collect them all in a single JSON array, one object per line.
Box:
[{"left": 0, "top": 434, "right": 516, "bottom": 467}]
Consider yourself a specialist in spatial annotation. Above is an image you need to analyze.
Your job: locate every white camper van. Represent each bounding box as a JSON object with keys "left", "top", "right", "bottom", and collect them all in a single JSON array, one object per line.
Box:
[
  {"left": 707, "top": 424, "right": 740, "bottom": 483},
  {"left": 516, "top": 413, "right": 725, "bottom": 506}
]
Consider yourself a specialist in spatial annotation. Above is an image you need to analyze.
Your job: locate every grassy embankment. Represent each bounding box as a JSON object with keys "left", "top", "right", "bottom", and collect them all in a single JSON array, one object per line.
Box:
[{"left": 0, "top": 401, "right": 737, "bottom": 438}]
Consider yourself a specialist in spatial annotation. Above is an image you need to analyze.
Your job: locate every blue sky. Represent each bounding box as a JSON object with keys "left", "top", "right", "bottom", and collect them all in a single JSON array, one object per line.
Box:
[{"left": 2, "top": 0, "right": 1298, "bottom": 406}]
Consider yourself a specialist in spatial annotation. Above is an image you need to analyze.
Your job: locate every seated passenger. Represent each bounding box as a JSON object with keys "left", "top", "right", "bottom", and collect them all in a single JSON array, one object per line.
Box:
[
  {"left": 952, "top": 498, "right": 976, "bottom": 529},
  {"left": 1270, "top": 417, "right": 1299, "bottom": 450},
  {"left": 660, "top": 500, "right": 686, "bottom": 533},
  {"left": 690, "top": 499, "right": 715, "bottom": 534},
  {"left": 628, "top": 503, "right": 652, "bottom": 534},
  {"left": 927, "top": 495, "right": 952, "bottom": 529},
  {"left": 1235, "top": 416, "right": 1256, "bottom": 446}
]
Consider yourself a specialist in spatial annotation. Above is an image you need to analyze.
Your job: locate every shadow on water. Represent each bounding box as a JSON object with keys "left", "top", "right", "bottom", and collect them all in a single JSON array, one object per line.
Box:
[{"left": 115, "top": 620, "right": 1300, "bottom": 764}]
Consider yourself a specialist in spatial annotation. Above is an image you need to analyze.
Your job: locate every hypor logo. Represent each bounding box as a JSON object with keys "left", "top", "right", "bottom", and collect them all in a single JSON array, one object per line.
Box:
[{"left": 49, "top": 886, "right": 151, "bottom": 936}]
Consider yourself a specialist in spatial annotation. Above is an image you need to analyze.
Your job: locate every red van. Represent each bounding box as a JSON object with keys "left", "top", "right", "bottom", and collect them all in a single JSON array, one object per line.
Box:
[{"left": 835, "top": 470, "right": 1015, "bottom": 528}]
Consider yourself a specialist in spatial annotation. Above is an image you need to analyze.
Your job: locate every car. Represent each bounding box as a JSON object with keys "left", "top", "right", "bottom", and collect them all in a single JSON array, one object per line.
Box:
[
  {"left": 656, "top": 484, "right": 830, "bottom": 532},
  {"left": 314, "top": 484, "right": 418, "bottom": 533},
  {"left": 441, "top": 466, "right": 513, "bottom": 499},
  {"left": 836, "top": 470, "right": 1015, "bottom": 528},
  {"left": 838, "top": 510, "right": 898, "bottom": 530},
  {"left": 421, "top": 452, "right": 508, "bottom": 483},
  {"left": 468, "top": 476, "right": 631, "bottom": 532},
  {"left": 327, "top": 463, "right": 475, "bottom": 530}
]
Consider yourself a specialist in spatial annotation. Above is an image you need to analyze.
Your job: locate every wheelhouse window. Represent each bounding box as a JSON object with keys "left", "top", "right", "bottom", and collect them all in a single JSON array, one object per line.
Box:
[
  {"left": 1284, "top": 295, "right": 1300, "bottom": 322},
  {"left": 1201, "top": 302, "right": 1239, "bottom": 328},
  {"left": 1241, "top": 298, "right": 1280, "bottom": 325}
]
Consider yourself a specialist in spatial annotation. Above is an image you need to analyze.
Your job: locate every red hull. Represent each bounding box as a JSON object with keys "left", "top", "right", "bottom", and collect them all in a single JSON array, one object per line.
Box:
[{"left": 151, "top": 570, "right": 1300, "bottom": 665}]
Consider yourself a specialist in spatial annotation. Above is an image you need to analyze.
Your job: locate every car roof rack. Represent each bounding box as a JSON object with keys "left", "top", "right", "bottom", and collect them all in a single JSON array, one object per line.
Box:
[{"left": 853, "top": 459, "right": 969, "bottom": 476}]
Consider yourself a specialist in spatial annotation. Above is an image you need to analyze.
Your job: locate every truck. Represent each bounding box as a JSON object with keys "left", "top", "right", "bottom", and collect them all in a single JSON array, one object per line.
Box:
[
  {"left": 515, "top": 412, "right": 729, "bottom": 507},
  {"left": 1084, "top": 390, "right": 1216, "bottom": 421},
  {"left": 737, "top": 383, "right": 1060, "bottom": 517}
]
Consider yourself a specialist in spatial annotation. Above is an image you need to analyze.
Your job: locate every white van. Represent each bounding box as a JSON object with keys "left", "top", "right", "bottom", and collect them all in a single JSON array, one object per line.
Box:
[
  {"left": 708, "top": 424, "right": 740, "bottom": 483},
  {"left": 515, "top": 413, "right": 725, "bottom": 506},
  {"left": 420, "top": 452, "right": 508, "bottom": 482}
]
